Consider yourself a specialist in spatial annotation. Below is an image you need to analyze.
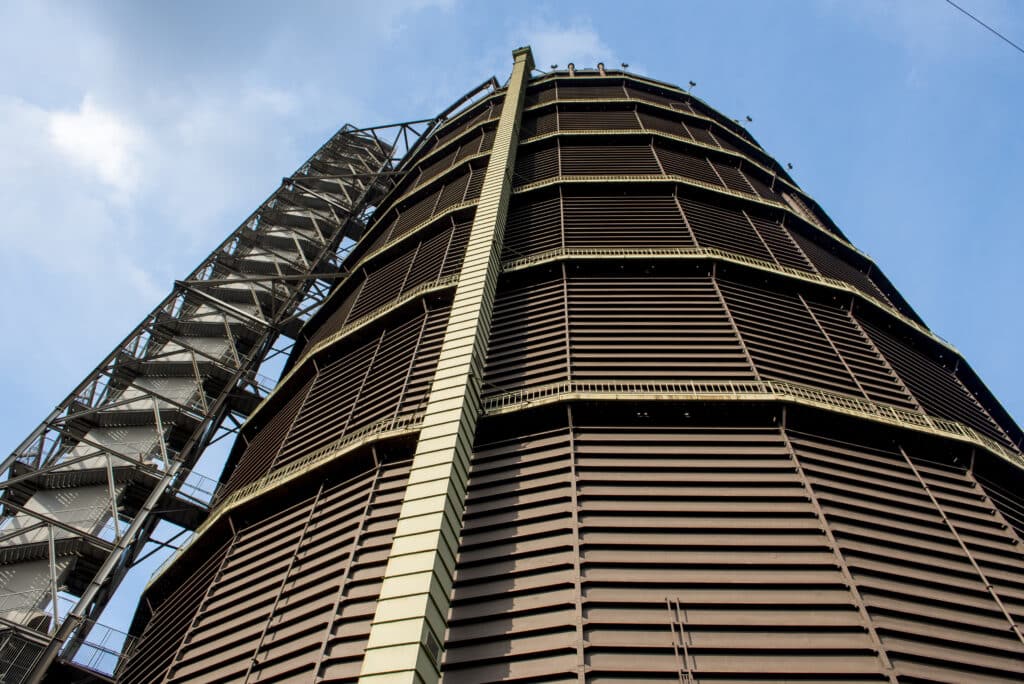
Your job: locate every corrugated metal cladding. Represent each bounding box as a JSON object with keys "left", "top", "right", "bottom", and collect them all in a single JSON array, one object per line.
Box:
[
  {"left": 446, "top": 407, "right": 1024, "bottom": 683},
  {"left": 122, "top": 65, "right": 1024, "bottom": 684}
]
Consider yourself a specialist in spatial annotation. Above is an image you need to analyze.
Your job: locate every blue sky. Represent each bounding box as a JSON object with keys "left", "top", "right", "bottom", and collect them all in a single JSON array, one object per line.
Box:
[{"left": 1, "top": 0, "right": 1022, "bottom": 635}]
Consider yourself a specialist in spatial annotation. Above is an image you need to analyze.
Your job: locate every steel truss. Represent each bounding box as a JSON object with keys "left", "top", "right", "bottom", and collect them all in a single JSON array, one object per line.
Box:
[{"left": 0, "top": 94, "right": 501, "bottom": 682}]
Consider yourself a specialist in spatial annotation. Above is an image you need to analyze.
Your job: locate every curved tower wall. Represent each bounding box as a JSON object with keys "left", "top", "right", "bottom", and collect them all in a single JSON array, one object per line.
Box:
[{"left": 122, "top": 48, "right": 1024, "bottom": 684}]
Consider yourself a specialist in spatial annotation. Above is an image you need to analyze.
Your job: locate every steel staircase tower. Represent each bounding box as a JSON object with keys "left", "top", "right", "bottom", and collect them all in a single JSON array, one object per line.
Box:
[{"left": 0, "top": 117, "right": 441, "bottom": 682}]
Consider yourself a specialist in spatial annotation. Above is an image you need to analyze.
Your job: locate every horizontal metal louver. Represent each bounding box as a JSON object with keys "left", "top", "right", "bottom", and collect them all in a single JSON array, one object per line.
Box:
[
  {"left": 562, "top": 189, "right": 694, "bottom": 248},
  {"left": 747, "top": 213, "right": 816, "bottom": 272},
  {"left": 711, "top": 159, "right": 756, "bottom": 194},
  {"left": 444, "top": 426, "right": 578, "bottom": 681},
  {"left": 514, "top": 143, "right": 559, "bottom": 184},
  {"left": 557, "top": 108, "right": 640, "bottom": 131},
  {"left": 484, "top": 276, "right": 568, "bottom": 394},
  {"left": 556, "top": 82, "right": 628, "bottom": 99},
  {"left": 403, "top": 222, "right": 460, "bottom": 289},
  {"left": 975, "top": 472, "right": 1024, "bottom": 539},
  {"left": 434, "top": 170, "right": 470, "bottom": 210},
  {"left": 654, "top": 144, "right": 723, "bottom": 186},
  {"left": 155, "top": 459, "right": 412, "bottom": 683},
  {"left": 218, "top": 374, "right": 316, "bottom": 499},
  {"left": 575, "top": 424, "right": 880, "bottom": 680},
  {"left": 678, "top": 195, "right": 773, "bottom": 261},
  {"left": 444, "top": 420, "right": 889, "bottom": 681},
  {"left": 860, "top": 319, "right": 1008, "bottom": 443},
  {"left": 119, "top": 540, "right": 233, "bottom": 684},
  {"left": 485, "top": 271, "right": 758, "bottom": 395},
  {"left": 451, "top": 132, "right": 483, "bottom": 165},
  {"left": 560, "top": 141, "right": 662, "bottom": 175},
  {"left": 307, "top": 218, "right": 469, "bottom": 348},
  {"left": 625, "top": 84, "right": 691, "bottom": 110},
  {"left": 567, "top": 276, "right": 755, "bottom": 382},
  {"left": 791, "top": 231, "right": 892, "bottom": 304},
  {"left": 806, "top": 301, "right": 918, "bottom": 409},
  {"left": 347, "top": 250, "right": 417, "bottom": 320},
  {"left": 415, "top": 150, "right": 458, "bottom": 187},
  {"left": 440, "top": 220, "right": 473, "bottom": 277},
  {"left": 389, "top": 188, "right": 442, "bottom": 241},
  {"left": 718, "top": 280, "right": 864, "bottom": 396},
  {"left": 520, "top": 110, "right": 557, "bottom": 137},
  {"left": 682, "top": 121, "right": 720, "bottom": 148},
  {"left": 744, "top": 170, "right": 779, "bottom": 200},
  {"left": 463, "top": 165, "right": 486, "bottom": 201},
  {"left": 790, "top": 431, "right": 1024, "bottom": 682},
  {"left": 638, "top": 109, "right": 692, "bottom": 138},
  {"left": 276, "top": 307, "right": 450, "bottom": 470},
  {"left": 275, "top": 335, "right": 381, "bottom": 466},
  {"left": 503, "top": 193, "right": 562, "bottom": 258},
  {"left": 434, "top": 97, "right": 502, "bottom": 145},
  {"left": 524, "top": 85, "right": 557, "bottom": 107}
]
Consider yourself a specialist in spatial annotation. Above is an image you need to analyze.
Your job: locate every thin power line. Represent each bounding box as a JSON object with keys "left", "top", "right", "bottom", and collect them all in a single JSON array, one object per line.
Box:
[{"left": 943, "top": 0, "right": 1024, "bottom": 56}]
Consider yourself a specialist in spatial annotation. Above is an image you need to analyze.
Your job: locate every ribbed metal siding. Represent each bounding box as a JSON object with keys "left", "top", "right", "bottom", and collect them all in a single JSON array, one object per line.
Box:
[
  {"left": 484, "top": 269, "right": 761, "bottom": 395},
  {"left": 861, "top": 319, "right": 1009, "bottom": 443},
  {"left": 126, "top": 71, "right": 1024, "bottom": 684},
  {"left": 790, "top": 431, "right": 1024, "bottom": 682},
  {"left": 118, "top": 541, "right": 233, "bottom": 684},
  {"left": 305, "top": 217, "right": 470, "bottom": 350},
  {"left": 443, "top": 416, "right": 896, "bottom": 682},
  {"left": 219, "top": 374, "right": 316, "bottom": 501},
  {"left": 276, "top": 305, "right": 450, "bottom": 470},
  {"left": 146, "top": 458, "right": 411, "bottom": 684}
]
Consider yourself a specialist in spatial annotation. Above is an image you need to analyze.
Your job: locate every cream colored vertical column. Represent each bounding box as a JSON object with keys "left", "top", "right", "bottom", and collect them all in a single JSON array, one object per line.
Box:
[{"left": 358, "top": 45, "right": 534, "bottom": 684}]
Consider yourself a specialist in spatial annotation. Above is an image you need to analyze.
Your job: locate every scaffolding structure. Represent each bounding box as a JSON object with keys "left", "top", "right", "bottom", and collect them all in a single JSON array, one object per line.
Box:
[{"left": 0, "top": 115, "right": 447, "bottom": 683}]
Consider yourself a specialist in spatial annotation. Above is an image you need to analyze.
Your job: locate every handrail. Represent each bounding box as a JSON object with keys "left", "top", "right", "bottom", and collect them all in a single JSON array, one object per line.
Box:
[
  {"left": 147, "top": 413, "right": 425, "bottom": 589},
  {"left": 500, "top": 245, "right": 956, "bottom": 354},
  {"left": 481, "top": 378, "right": 1024, "bottom": 470}
]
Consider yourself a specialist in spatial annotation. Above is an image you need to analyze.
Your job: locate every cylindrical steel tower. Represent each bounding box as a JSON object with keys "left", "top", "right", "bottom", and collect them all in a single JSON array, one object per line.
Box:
[{"left": 119, "top": 47, "right": 1024, "bottom": 684}]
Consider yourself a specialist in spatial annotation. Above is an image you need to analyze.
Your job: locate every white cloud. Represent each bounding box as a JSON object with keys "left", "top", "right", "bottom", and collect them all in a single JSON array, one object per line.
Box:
[
  {"left": 514, "top": 22, "right": 616, "bottom": 71},
  {"left": 48, "top": 95, "right": 147, "bottom": 196}
]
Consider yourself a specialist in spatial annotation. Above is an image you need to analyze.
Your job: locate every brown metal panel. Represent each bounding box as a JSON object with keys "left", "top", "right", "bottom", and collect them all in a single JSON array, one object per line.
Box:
[
  {"left": 638, "top": 109, "right": 693, "bottom": 139},
  {"left": 562, "top": 187, "right": 694, "bottom": 248},
  {"left": 792, "top": 230, "right": 892, "bottom": 304},
  {"left": 566, "top": 275, "right": 755, "bottom": 382},
  {"left": 558, "top": 107, "right": 640, "bottom": 131},
  {"left": 521, "top": 109, "right": 558, "bottom": 137},
  {"left": 218, "top": 373, "right": 315, "bottom": 499},
  {"left": 560, "top": 141, "right": 661, "bottom": 176},
  {"left": 678, "top": 194, "right": 771, "bottom": 259},
  {"left": 718, "top": 279, "right": 865, "bottom": 395},
  {"left": 503, "top": 191, "right": 562, "bottom": 258},
  {"left": 125, "top": 69, "right": 1024, "bottom": 684},
  {"left": 149, "top": 458, "right": 412, "bottom": 684},
  {"left": 747, "top": 211, "right": 814, "bottom": 271},
  {"left": 515, "top": 142, "right": 559, "bottom": 183},
  {"left": 861, "top": 317, "right": 1010, "bottom": 443},
  {"left": 556, "top": 81, "right": 628, "bottom": 100},
  {"left": 655, "top": 145, "right": 723, "bottom": 186}
]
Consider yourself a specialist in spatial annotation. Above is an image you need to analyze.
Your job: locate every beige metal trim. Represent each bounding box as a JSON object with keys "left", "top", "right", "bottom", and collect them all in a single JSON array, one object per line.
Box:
[
  {"left": 513, "top": 172, "right": 866, "bottom": 258},
  {"left": 500, "top": 245, "right": 957, "bottom": 355},
  {"left": 236, "top": 275, "right": 460, "bottom": 426},
  {"left": 358, "top": 46, "right": 534, "bottom": 684},
  {"left": 481, "top": 378, "right": 1024, "bottom": 471},
  {"left": 520, "top": 117, "right": 800, "bottom": 196},
  {"left": 145, "top": 413, "right": 425, "bottom": 590}
]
